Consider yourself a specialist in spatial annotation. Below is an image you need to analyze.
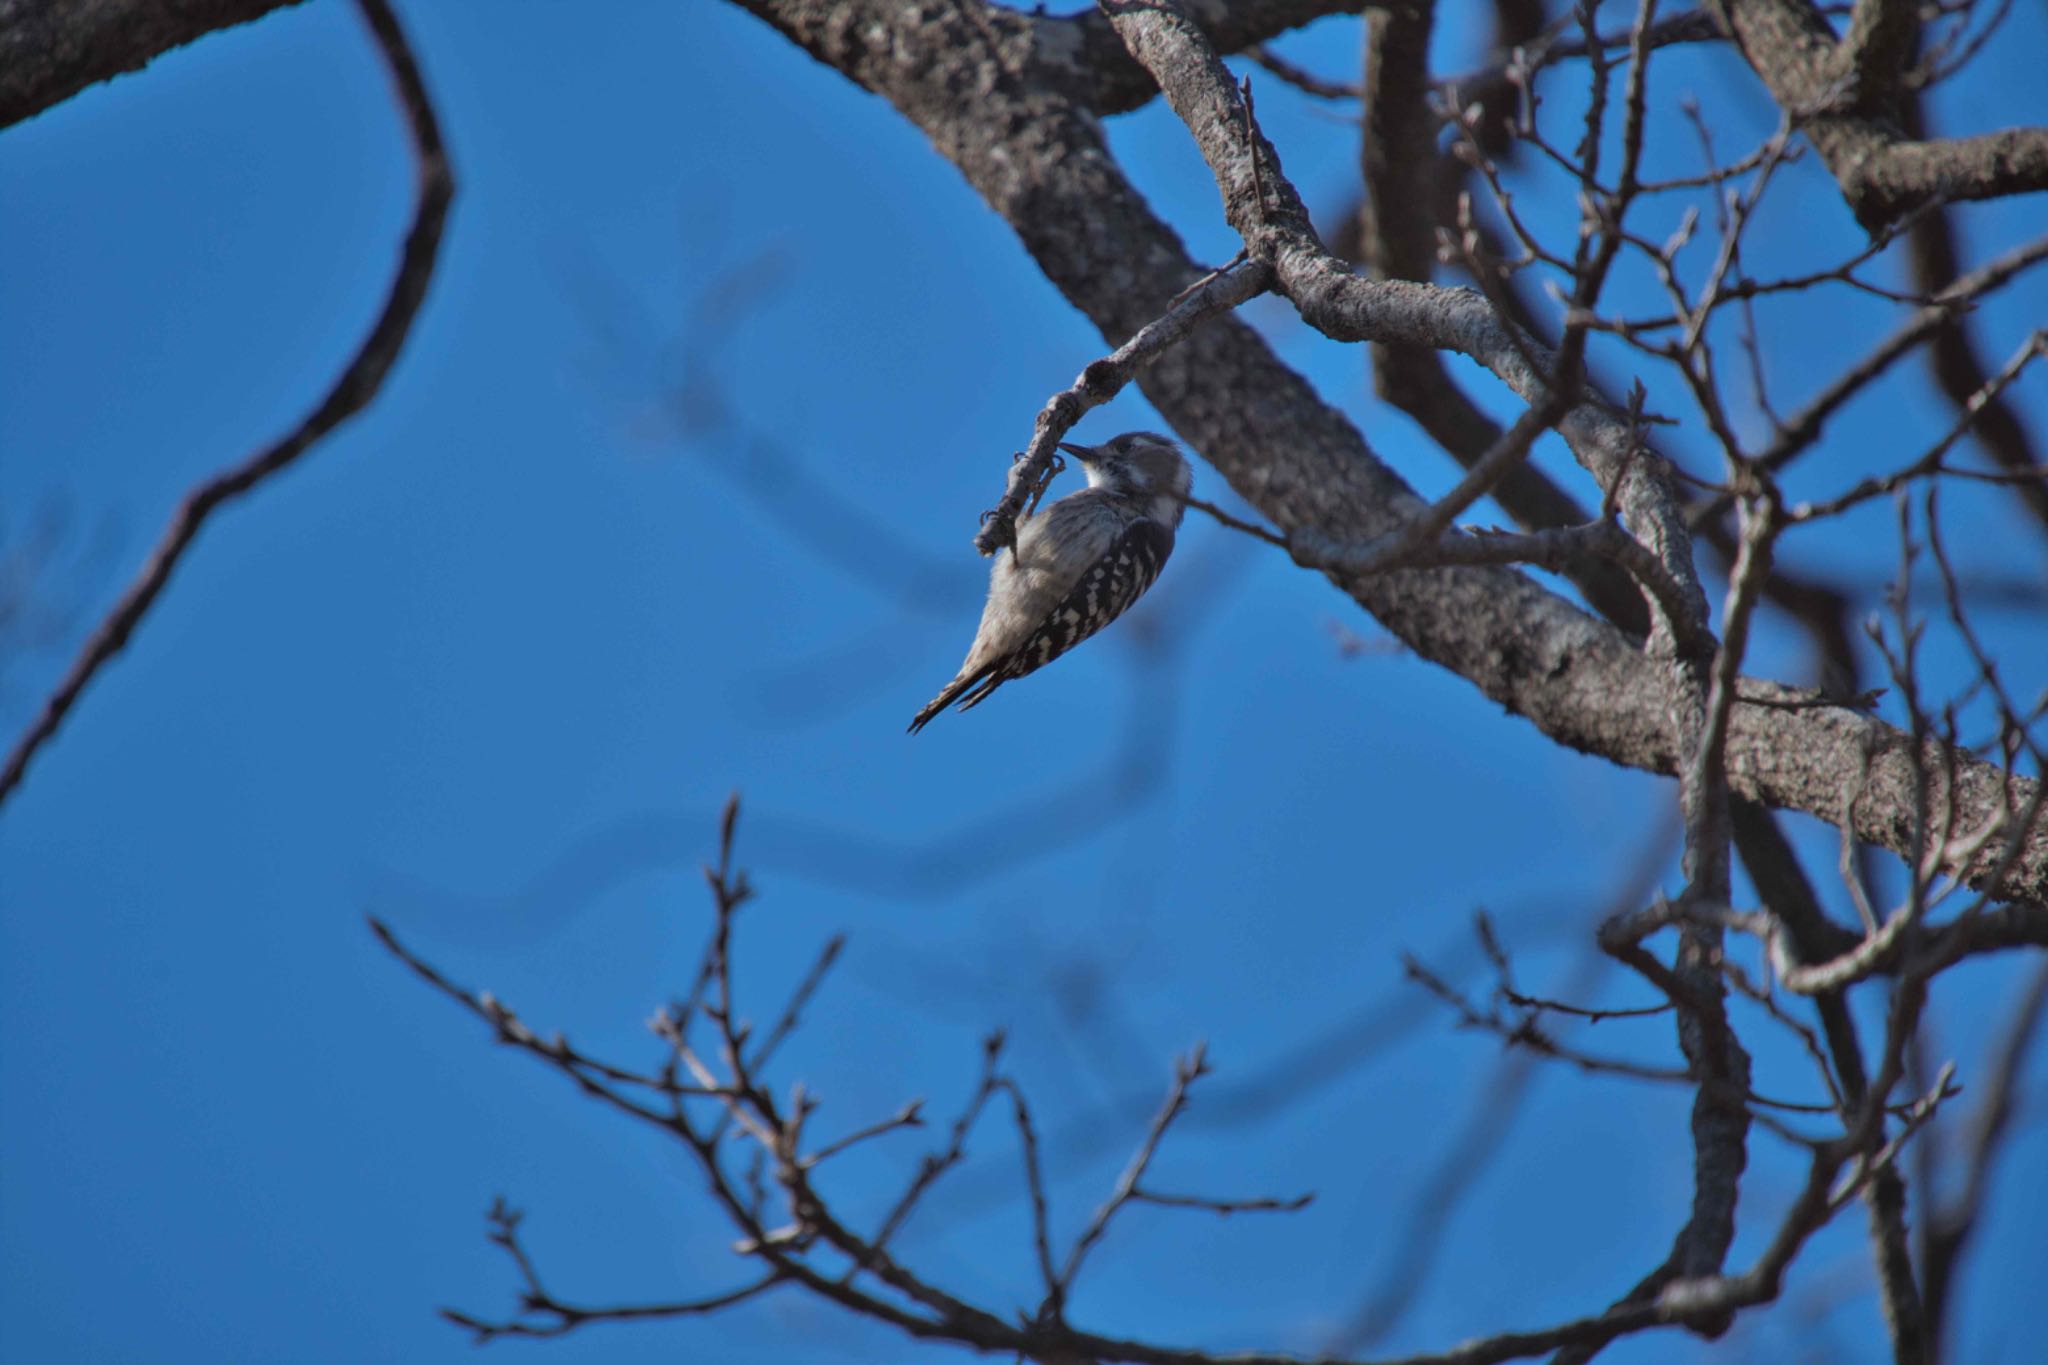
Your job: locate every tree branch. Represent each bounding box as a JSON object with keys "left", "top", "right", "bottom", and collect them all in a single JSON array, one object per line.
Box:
[
  {"left": 974, "top": 253, "right": 1270, "bottom": 555},
  {"left": 727, "top": 0, "right": 2047, "bottom": 907},
  {"left": 0, "top": 0, "right": 453, "bottom": 810},
  {"left": 0, "top": 0, "right": 309, "bottom": 128},
  {"left": 1707, "top": 0, "right": 2048, "bottom": 228}
]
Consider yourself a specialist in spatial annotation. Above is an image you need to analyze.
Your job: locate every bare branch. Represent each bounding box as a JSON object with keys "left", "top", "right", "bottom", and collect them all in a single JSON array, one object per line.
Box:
[
  {"left": 1056, "top": 1044, "right": 1213, "bottom": 1303},
  {"left": 440, "top": 1200, "right": 785, "bottom": 1343},
  {"left": 0, "top": 0, "right": 453, "bottom": 810},
  {"left": 1711, "top": 0, "right": 2048, "bottom": 227},
  {"left": 974, "top": 254, "right": 1270, "bottom": 556},
  {"left": 1921, "top": 959, "right": 2048, "bottom": 1353}
]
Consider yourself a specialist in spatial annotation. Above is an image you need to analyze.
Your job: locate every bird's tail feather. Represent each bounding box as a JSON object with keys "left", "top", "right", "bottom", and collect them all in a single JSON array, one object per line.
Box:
[
  {"left": 953, "top": 672, "right": 1008, "bottom": 713},
  {"left": 908, "top": 667, "right": 996, "bottom": 734}
]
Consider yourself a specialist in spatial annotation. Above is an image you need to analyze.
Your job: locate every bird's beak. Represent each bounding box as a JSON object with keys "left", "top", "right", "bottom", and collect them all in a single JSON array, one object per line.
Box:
[{"left": 1057, "top": 441, "right": 1097, "bottom": 464}]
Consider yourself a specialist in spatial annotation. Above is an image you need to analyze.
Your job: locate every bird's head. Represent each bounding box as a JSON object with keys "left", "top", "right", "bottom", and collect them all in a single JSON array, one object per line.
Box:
[{"left": 1057, "top": 431, "right": 1192, "bottom": 527}]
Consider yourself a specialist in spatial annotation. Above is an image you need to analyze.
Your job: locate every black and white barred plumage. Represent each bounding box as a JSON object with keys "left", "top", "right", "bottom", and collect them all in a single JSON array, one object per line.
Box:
[{"left": 910, "top": 432, "right": 1191, "bottom": 733}]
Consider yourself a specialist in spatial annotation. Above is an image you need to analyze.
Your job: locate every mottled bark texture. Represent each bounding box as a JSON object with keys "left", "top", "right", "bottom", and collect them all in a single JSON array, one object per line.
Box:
[
  {"left": 1348, "top": 0, "right": 1655, "bottom": 635},
  {"left": 734, "top": 0, "right": 2045, "bottom": 907},
  {"left": 1706, "top": 0, "right": 2048, "bottom": 230},
  {"left": 24, "top": 0, "right": 2039, "bottom": 901},
  {"left": 0, "top": 0, "right": 308, "bottom": 128}
]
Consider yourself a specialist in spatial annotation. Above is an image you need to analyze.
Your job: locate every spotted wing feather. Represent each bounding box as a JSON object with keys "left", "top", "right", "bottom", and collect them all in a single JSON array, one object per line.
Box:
[{"left": 954, "top": 517, "right": 1174, "bottom": 712}]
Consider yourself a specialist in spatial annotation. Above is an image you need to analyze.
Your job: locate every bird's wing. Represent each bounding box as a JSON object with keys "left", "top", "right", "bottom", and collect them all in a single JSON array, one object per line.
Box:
[
  {"left": 955, "top": 493, "right": 1124, "bottom": 676},
  {"left": 969, "top": 516, "right": 1174, "bottom": 691}
]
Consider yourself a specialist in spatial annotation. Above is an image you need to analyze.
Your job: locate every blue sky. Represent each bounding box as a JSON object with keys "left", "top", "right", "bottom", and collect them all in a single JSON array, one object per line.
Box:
[{"left": 2, "top": 2, "right": 2044, "bottom": 1362}]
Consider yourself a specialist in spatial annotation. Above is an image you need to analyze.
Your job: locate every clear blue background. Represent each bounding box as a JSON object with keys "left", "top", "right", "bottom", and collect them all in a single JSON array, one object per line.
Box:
[{"left": 2, "top": 3, "right": 2044, "bottom": 1362}]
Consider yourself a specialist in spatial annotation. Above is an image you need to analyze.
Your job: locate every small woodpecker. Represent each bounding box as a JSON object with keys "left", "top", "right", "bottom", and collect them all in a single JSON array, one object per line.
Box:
[{"left": 910, "top": 431, "right": 1191, "bottom": 733}]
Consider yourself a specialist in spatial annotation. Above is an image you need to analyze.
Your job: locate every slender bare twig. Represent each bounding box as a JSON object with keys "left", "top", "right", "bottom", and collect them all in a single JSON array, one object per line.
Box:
[
  {"left": 1000, "top": 1077, "right": 1063, "bottom": 1313},
  {"left": 749, "top": 933, "right": 846, "bottom": 1073},
  {"left": 441, "top": 1200, "right": 785, "bottom": 1343},
  {"left": 974, "top": 255, "right": 1270, "bottom": 555},
  {"left": 1786, "top": 333, "right": 2048, "bottom": 524},
  {"left": 1055, "top": 1045, "right": 1211, "bottom": 1303},
  {"left": 1245, "top": 44, "right": 1359, "bottom": 100},
  {"left": 802, "top": 1102, "right": 927, "bottom": 1169},
  {"left": 375, "top": 798, "right": 1991, "bottom": 1364}
]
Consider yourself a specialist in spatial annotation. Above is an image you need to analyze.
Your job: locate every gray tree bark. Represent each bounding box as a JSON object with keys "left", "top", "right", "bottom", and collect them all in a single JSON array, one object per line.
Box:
[
  {"left": 738, "top": 0, "right": 2045, "bottom": 907},
  {"left": 0, "top": 0, "right": 307, "bottom": 128},
  {"left": 10, "top": 0, "right": 2043, "bottom": 911}
]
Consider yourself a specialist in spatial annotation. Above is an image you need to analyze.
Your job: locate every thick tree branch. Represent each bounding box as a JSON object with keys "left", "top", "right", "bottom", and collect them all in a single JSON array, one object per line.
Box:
[
  {"left": 1707, "top": 0, "right": 2048, "bottom": 228},
  {"left": 1040, "top": 0, "right": 1361, "bottom": 115},
  {"left": 1350, "top": 0, "right": 1653, "bottom": 635},
  {"left": 729, "top": 0, "right": 2047, "bottom": 907},
  {"left": 1898, "top": 96, "right": 2048, "bottom": 535},
  {"left": 0, "top": 0, "right": 309, "bottom": 128},
  {"left": 1095, "top": 0, "right": 1706, "bottom": 644}
]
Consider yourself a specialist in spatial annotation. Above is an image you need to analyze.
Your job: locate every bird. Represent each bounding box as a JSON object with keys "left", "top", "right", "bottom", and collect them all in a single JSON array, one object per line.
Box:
[{"left": 910, "top": 431, "right": 1191, "bottom": 733}]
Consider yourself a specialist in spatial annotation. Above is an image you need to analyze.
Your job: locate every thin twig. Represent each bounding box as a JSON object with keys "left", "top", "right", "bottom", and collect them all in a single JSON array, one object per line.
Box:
[{"left": 974, "top": 256, "right": 1271, "bottom": 555}]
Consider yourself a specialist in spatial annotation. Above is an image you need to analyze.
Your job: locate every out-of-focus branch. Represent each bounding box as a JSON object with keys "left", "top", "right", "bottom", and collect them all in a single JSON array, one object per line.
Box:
[
  {"left": 590, "top": 248, "right": 967, "bottom": 621},
  {"left": 1245, "top": 43, "right": 1358, "bottom": 100},
  {"left": 1898, "top": 96, "right": 2048, "bottom": 535},
  {"left": 0, "top": 503, "right": 123, "bottom": 688},
  {"left": 1729, "top": 796, "right": 1926, "bottom": 1362},
  {"left": 0, "top": 0, "right": 452, "bottom": 810},
  {"left": 1047, "top": 0, "right": 1365, "bottom": 116},
  {"left": 1920, "top": 959, "right": 2048, "bottom": 1360},
  {"left": 1332, "top": 834, "right": 1678, "bottom": 1353}
]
